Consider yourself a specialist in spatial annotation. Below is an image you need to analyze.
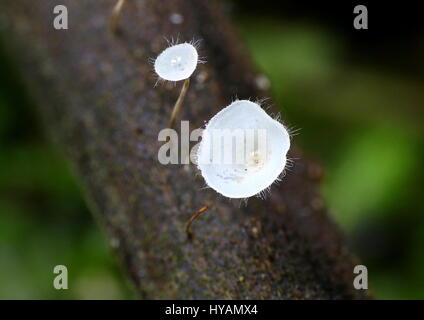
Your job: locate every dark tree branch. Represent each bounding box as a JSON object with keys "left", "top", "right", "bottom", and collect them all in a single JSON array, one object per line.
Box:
[{"left": 0, "top": 0, "right": 369, "bottom": 299}]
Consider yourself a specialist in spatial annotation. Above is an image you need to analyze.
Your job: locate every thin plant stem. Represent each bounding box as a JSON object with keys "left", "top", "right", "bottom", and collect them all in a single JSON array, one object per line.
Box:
[
  {"left": 185, "top": 206, "right": 209, "bottom": 238},
  {"left": 110, "top": 0, "right": 126, "bottom": 34},
  {"left": 168, "top": 78, "right": 190, "bottom": 130}
]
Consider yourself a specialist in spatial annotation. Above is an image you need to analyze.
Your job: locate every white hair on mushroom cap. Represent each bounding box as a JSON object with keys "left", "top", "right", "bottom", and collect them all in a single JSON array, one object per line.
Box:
[
  {"left": 197, "top": 100, "right": 291, "bottom": 199},
  {"left": 154, "top": 43, "right": 199, "bottom": 82}
]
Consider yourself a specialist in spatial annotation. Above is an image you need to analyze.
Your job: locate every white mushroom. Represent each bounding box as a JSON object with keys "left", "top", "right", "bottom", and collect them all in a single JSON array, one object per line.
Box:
[
  {"left": 154, "top": 43, "right": 199, "bottom": 82},
  {"left": 197, "top": 100, "right": 290, "bottom": 199}
]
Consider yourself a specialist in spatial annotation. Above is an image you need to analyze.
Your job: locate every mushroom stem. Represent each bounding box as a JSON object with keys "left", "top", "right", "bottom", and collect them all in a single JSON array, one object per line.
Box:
[
  {"left": 185, "top": 206, "right": 209, "bottom": 238},
  {"left": 110, "top": 0, "right": 126, "bottom": 34},
  {"left": 168, "top": 78, "right": 190, "bottom": 130}
]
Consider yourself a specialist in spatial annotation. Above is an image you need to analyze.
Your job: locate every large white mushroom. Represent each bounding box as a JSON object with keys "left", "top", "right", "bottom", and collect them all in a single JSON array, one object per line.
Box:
[{"left": 197, "top": 100, "right": 291, "bottom": 199}]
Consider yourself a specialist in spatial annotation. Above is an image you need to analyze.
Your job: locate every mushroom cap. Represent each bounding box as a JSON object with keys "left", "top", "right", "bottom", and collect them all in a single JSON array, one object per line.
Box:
[
  {"left": 197, "top": 100, "right": 291, "bottom": 198},
  {"left": 154, "top": 43, "right": 198, "bottom": 81}
]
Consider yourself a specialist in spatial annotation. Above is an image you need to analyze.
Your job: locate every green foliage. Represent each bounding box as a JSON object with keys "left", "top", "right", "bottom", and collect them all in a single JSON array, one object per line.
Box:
[
  {"left": 237, "top": 16, "right": 424, "bottom": 299},
  {"left": 0, "top": 54, "right": 133, "bottom": 299}
]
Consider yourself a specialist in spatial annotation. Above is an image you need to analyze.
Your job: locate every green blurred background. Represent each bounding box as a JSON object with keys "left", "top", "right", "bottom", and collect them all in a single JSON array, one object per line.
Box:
[{"left": 0, "top": 1, "right": 423, "bottom": 299}]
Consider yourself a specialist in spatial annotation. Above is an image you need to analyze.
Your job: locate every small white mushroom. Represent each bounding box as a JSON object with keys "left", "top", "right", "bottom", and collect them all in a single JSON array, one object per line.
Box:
[
  {"left": 197, "top": 100, "right": 291, "bottom": 199},
  {"left": 154, "top": 43, "right": 199, "bottom": 82}
]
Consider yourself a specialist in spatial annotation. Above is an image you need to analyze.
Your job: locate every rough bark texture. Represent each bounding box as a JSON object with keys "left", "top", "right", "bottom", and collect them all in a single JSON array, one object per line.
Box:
[{"left": 0, "top": 0, "right": 369, "bottom": 299}]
